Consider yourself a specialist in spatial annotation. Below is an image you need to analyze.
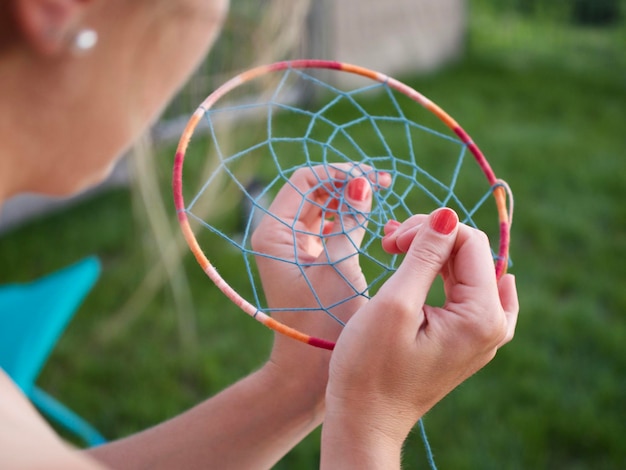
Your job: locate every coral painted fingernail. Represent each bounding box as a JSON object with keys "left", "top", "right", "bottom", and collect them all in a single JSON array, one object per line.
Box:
[
  {"left": 347, "top": 177, "right": 370, "bottom": 201},
  {"left": 430, "top": 208, "right": 458, "bottom": 235}
]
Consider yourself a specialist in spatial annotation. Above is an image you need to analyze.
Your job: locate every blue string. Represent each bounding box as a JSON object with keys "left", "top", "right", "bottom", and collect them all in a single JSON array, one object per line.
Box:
[
  {"left": 186, "top": 66, "right": 505, "bottom": 469},
  {"left": 418, "top": 418, "right": 438, "bottom": 470}
]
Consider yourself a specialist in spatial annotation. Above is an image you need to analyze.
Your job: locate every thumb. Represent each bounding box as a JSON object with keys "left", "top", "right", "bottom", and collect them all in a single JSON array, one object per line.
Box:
[
  {"left": 320, "top": 176, "right": 372, "bottom": 263},
  {"left": 378, "top": 208, "right": 459, "bottom": 316}
]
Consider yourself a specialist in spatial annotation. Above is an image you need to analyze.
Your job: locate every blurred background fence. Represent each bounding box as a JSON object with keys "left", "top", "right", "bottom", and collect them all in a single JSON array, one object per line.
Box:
[
  {"left": 155, "top": 0, "right": 467, "bottom": 141},
  {"left": 157, "top": 0, "right": 625, "bottom": 140}
]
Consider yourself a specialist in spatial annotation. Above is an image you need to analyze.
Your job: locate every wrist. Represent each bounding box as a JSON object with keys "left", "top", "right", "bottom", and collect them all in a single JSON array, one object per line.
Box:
[
  {"left": 258, "top": 360, "right": 326, "bottom": 425},
  {"left": 321, "top": 403, "right": 406, "bottom": 469}
]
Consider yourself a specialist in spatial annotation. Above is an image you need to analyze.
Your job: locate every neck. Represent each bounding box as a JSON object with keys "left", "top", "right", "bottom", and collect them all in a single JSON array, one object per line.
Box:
[
  {"left": 0, "top": 5, "right": 24, "bottom": 204},
  {"left": 0, "top": 40, "right": 111, "bottom": 200},
  {"left": 0, "top": 50, "right": 48, "bottom": 202},
  {"left": 0, "top": 66, "right": 27, "bottom": 204}
]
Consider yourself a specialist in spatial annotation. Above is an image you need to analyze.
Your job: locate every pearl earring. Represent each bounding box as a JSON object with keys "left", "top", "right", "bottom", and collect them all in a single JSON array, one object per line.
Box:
[{"left": 72, "top": 28, "right": 98, "bottom": 55}]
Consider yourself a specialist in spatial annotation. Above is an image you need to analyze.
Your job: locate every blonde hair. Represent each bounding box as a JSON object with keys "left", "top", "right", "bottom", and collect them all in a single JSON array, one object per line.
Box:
[{"left": 99, "top": 0, "right": 313, "bottom": 350}]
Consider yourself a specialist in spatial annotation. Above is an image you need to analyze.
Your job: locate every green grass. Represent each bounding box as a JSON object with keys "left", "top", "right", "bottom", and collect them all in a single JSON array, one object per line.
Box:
[{"left": 1, "top": 5, "right": 625, "bottom": 469}]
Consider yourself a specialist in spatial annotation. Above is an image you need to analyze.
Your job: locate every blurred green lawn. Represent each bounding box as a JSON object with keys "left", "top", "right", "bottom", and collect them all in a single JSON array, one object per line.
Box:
[{"left": 1, "top": 2, "right": 625, "bottom": 469}]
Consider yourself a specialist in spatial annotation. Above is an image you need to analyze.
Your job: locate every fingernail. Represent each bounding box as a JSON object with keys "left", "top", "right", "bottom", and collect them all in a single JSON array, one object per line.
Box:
[
  {"left": 430, "top": 207, "right": 458, "bottom": 235},
  {"left": 377, "top": 171, "right": 392, "bottom": 188},
  {"left": 347, "top": 177, "right": 370, "bottom": 201}
]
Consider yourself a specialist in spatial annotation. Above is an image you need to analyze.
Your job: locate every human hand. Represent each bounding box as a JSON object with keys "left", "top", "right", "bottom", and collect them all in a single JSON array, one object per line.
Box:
[
  {"left": 322, "top": 208, "right": 518, "bottom": 466},
  {"left": 251, "top": 164, "right": 390, "bottom": 405}
]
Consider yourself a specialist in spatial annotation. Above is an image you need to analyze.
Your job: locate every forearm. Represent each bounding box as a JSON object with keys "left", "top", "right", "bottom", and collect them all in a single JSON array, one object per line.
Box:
[{"left": 87, "top": 365, "right": 324, "bottom": 470}]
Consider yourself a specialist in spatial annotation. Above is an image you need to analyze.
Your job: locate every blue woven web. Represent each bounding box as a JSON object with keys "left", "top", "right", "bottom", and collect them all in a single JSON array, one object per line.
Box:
[
  {"left": 185, "top": 67, "right": 499, "bottom": 323},
  {"left": 182, "top": 66, "right": 507, "bottom": 469}
]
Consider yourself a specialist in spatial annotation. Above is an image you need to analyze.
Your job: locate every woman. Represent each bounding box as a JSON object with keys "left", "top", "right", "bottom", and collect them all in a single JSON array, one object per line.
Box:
[{"left": 0, "top": 0, "right": 518, "bottom": 468}]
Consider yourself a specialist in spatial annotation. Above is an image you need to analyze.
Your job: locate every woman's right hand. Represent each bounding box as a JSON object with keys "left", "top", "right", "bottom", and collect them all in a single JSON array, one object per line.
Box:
[
  {"left": 251, "top": 163, "right": 390, "bottom": 412},
  {"left": 321, "top": 208, "right": 519, "bottom": 468}
]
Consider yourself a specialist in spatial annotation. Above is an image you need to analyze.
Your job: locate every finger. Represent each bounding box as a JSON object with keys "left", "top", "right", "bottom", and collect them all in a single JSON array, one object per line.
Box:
[
  {"left": 321, "top": 176, "right": 373, "bottom": 262},
  {"left": 436, "top": 226, "right": 513, "bottom": 350},
  {"left": 497, "top": 274, "right": 518, "bottom": 347},
  {"left": 383, "top": 219, "right": 401, "bottom": 236},
  {"left": 381, "top": 215, "right": 428, "bottom": 254},
  {"left": 443, "top": 224, "right": 501, "bottom": 299},
  {"left": 499, "top": 274, "right": 518, "bottom": 316},
  {"left": 323, "top": 168, "right": 391, "bottom": 231},
  {"left": 265, "top": 163, "right": 382, "bottom": 229},
  {"left": 312, "top": 165, "right": 390, "bottom": 237},
  {"left": 253, "top": 164, "right": 358, "bottom": 257},
  {"left": 376, "top": 208, "right": 459, "bottom": 328}
]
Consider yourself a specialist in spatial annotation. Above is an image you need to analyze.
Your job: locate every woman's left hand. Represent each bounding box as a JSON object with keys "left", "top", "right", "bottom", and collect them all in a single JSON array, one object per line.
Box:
[{"left": 251, "top": 163, "right": 390, "bottom": 406}]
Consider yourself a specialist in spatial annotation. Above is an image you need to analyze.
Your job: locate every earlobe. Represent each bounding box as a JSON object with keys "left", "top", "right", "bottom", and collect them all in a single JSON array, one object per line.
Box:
[{"left": 14, "top": 0, "right": 93, "bottom": 56}]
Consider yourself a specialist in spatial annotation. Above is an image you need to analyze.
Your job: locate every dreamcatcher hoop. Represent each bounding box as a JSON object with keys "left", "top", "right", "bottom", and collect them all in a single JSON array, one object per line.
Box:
[{"left": 173, "top": 59, "right": 513, "bottom": 351}]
